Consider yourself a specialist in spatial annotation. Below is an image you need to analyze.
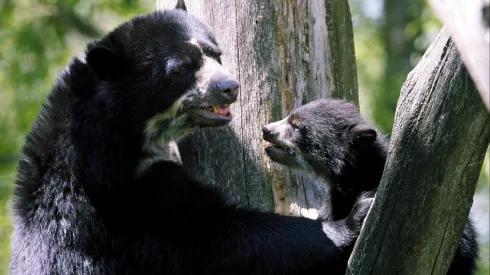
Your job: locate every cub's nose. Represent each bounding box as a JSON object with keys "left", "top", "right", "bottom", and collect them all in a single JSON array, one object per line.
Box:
[{"left": 262, "top": 126, "right": 271, "bottom": 136}]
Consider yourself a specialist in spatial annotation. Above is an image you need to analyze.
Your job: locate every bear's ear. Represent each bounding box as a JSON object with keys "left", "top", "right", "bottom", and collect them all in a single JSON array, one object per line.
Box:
[
  {"left": 86, "top": 46, "right": 124, "bottom": 81},
  {"left": 175, "top": 0, "right": 187, "bottom": 12},
  {"left": 351, "top": 124, "right": 377, "bottom": 148}
]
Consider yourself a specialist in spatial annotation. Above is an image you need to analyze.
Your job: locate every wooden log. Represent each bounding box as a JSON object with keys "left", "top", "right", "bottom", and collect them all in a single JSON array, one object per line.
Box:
[
  {"left": 347, "top": 28, "right": 490, "bottom": 275},
  {"left": 429, "top": 0, "right": 490, "bottom": 110}
]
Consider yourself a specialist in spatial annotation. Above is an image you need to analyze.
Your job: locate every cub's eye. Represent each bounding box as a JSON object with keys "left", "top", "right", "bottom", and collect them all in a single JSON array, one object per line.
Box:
[
  {"left": 175, "top": 66, "right": 187, "bottom": 74},
  {"left": 290, "top": 118, "right": 300, "bottom": 131}
]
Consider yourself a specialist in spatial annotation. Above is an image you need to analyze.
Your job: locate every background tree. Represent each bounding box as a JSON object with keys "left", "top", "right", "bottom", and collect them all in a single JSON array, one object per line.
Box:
[
  {"left": 375, "top": 0, "right": 425, "bottom": 131},
  {"left": 158, "top": 0, "right": 359, "bottom": 215},
  {"left": 351, "top": 0, "right": 443, "bottom": 134}
]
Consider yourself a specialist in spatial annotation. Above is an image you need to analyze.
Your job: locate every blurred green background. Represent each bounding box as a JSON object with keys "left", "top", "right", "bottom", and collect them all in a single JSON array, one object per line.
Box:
[{"left": 0, "top": 0, "right": 488, "bottom": 274}]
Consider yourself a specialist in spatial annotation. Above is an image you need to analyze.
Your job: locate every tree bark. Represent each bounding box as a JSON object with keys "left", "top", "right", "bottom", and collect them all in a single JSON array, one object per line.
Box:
[
  {"left": 156, "top": 0, "right": 359, "bottom": 215},
  {"left": 347, "top": 28, "right": 490, "bottom": 275},
  {"left": 429, "top": 0, "right": 490, "bottom": 111}
]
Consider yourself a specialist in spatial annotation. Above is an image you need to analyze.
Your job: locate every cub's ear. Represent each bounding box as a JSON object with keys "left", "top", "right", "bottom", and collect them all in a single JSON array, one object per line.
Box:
[
  {"left": 351, "top": 124, "right": 377, "bottom": 148},
  {"left": 86, "top": 46, "right": 124, "bottom": 81},
  {"left": 175, "top": 0, "right": 187, "bottom": 11}
]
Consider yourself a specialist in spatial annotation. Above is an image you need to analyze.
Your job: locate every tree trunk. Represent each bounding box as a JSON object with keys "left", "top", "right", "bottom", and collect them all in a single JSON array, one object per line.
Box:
[
  {"left": 429, "top": 0, "right": 490, "bottom": 110},
  {"left": 347, "top": 28, "right": 490, "bottom": 275},
  {"left": 157, "top": 0, "right": 359, "bottom": 215}
]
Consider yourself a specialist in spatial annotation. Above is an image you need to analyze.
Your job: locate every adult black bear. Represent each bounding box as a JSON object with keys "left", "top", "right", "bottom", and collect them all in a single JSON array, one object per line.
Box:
[
  {"left": 262, "top": 98, "right": 479, "bottom": 274},
  {"left": 10, "top": 2, "right": 373, "bottom": 274}
]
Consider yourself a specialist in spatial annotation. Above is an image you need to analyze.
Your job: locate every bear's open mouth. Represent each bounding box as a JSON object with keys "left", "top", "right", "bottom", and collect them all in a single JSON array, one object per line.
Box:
[
  {"left": 188, "top": 104, "right": 233, "bottom": 127},
  {"left": 263, "top": 136, "right": 290, "bottom": 155},
  {"left": 206, "top": 104, "right": 231, "bottom": 117},
  {"left": 264, "top": 144, "right": 297, "bottom": 166}
]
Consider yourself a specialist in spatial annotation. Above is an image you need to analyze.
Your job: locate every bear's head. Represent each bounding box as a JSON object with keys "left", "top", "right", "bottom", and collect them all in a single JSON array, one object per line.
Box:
[
  {"left": 83, "top": 2, "right": 238, "bottom": 143},
  {"left": 262, "top": 99, "right": 384, "bottom": 191}
]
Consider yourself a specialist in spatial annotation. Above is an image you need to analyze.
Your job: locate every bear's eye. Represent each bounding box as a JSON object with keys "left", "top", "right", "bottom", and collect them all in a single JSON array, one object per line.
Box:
[{"left": 166, "top": 58, "right": 190, "bottom": 76}]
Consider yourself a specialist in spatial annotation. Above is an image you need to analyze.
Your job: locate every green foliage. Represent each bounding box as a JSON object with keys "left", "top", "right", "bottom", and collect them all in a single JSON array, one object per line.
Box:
[
  {"left": 476, "top": 243, "right": 490, "bottom": 275},
  {"left": 475, "top": 151, "right": 490, "bottom": 274},
  {"left": 352, "top": 0, "right": 442, "bottom": 134},
  {"left": 0, "top": 167, "right": 14, "bottom": 275},
  {"left": 0, "top": 0, "right": 152, "bottom": 272}
]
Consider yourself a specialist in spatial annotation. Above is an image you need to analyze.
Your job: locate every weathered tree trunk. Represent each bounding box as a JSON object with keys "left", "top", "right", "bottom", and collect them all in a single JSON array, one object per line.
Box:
[
  {"left": 347, "top": 28, "right": 490, "bottom": 275},
  {"left": 157, "top": 0, "right": 359, "bottom": 215},
  {"left": 429, "top": 0, "right": 490, "bottom": 110}
]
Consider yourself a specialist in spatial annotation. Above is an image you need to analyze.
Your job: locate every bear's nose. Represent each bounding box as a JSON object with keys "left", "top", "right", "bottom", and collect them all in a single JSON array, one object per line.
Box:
[
  {"left": 209, "top": 78, "right": 239, "bottom": 103},
  {"left": 262, "top": 126, "right": 271, "bottom": 136},
  {"left": 217, "top": 80, "right": 239, "bottom": 95}
]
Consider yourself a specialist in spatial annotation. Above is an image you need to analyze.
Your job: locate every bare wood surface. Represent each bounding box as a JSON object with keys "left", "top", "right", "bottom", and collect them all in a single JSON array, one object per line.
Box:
[
  {"left": 156, "top": 0, "right": 358, "bottom": 214},
  {"left": 347, "top": 28, "right": 490, "bottom": 275},
  {"left": 429, "top": 0, "right": 490, "bottom": 110}
]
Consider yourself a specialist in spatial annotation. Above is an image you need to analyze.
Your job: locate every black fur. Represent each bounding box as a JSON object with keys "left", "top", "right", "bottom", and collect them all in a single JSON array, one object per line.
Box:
[
  {"left": 10, "top": 7, "right": 372, "bottom": 275},
  {"left": 263, "top": 98, "right": 479, "bottom": 275}
]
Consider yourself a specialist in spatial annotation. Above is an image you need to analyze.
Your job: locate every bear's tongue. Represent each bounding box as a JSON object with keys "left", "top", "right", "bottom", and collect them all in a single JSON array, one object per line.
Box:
[
  {"left": 216, "top": 105, "right": 230, "bottom": 116},
  {"left": 210, "top": 105, "right": 230, "bottom": 117}
]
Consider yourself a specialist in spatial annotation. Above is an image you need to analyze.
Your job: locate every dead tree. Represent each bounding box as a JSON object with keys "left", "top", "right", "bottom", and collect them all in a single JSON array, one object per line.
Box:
[
  {"left": 429, "top": 0, "right": 490, "bottom": 110},
  {"left": 157, "top": 0, "right": 359, "bottom": 215},
  {"left": 347, "top": 28, "right": 490, "bottom": 274}
]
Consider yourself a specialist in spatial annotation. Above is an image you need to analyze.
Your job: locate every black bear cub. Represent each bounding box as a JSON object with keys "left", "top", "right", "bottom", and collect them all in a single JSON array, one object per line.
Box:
[
  {"left": 262, "top": 98, "right": 478, "bottom": 274},
  {"left": 10, "top": 2, "right": 373, "bottom": 275}
]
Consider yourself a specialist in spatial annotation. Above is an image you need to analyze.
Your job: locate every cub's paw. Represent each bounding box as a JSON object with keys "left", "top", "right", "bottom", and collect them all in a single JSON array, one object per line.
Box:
[{"left": 346, "top": 192, "right": 374, "bottom": 234}]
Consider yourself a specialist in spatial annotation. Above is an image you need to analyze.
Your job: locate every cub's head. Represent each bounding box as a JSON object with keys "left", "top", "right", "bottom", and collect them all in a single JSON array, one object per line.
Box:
[
  {"left": 262, "top": 99, "right": 380, "bottom": 185},
  {"left": 83, "top": 1, "right": 238, "bottom": 142}
]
